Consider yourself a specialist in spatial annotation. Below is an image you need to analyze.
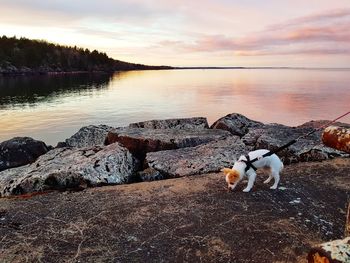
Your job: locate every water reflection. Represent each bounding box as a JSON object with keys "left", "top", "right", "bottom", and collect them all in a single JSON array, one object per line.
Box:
[
  {"left": 0, "top": 73, "right": 112, "bottom": 109},
  {"left": 0, "top": 69, "right": 349, "bottom": 145}
]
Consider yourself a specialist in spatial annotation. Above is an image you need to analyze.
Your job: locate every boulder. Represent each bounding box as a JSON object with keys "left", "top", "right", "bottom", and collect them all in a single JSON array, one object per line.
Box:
[
  {"left": 297, "top": 120, "right": 350, "bottom": 129},
  {"left": 146, "top": 136, "right": 251, "bottom": 178},
  {"left": 62, "top": 125, "right": 114, "bottom": 148},
  {"left": 210, "top": 113, "right": 264, "bottom": 137},
  {"left": 105, "top": 128, "right": 231, "bottom": 159},
  {"left": 129, "top": 117, "right": 209, "bottom": 130},
  {"left": 242, "top": 122, "right": 348, "bottom": 164},
  {"left": 322, "top": 126, "right": 350, "bottom": 153},
  {"left": 0, "top": 137, "right": 49, "bottom": 172},
  {"left": 0, "top": 143, "right": 139, "bottom": 197}
]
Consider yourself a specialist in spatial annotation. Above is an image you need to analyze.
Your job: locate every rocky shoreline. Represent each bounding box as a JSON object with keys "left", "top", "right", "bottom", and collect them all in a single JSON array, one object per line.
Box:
[
  {"left": 0, "top": 113, "right": 349, "bottom": 197},
  {"left": 0, "top": 113, "right": 349, "bottom": 262}
]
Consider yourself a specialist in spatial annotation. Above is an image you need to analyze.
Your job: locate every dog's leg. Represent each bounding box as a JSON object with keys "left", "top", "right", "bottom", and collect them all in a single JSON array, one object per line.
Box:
[
  {"left": 263, "top": 174, "right": 273, "bottom": 184},
  {"left": 243, "top": 172, "right": 256, "bottom": 192},
  {"left": 270, "top": 172, "right": 280, "bottom": 189}
]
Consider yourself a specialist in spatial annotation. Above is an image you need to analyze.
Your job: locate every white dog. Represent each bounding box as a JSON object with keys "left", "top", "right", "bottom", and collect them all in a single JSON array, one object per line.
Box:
[{"left": 221, "top": 149, "right": 283, "bottom": 192}]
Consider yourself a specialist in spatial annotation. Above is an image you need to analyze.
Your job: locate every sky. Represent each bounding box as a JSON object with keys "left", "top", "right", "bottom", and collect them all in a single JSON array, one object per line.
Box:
[{"left": 1, "top": 0, "right": 350, "bottom": 67}]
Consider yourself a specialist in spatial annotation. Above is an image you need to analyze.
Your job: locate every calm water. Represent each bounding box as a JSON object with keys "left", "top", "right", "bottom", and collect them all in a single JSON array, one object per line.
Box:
[{"left": 0, "top": 69, "right": 349, "bottom": 145}]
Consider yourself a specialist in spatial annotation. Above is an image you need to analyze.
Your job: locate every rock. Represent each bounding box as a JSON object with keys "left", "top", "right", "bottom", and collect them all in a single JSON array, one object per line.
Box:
[
  {"left": 210, "top": 113, "right": 264, "bottom": 137},
  {"left": 137, "top": 167, "right": 164, "bottom": 182},
  {"left": 322, "top": 126, "right": 350, "bottom": 153},
  {"left": 146, "top": 136, "right": 251, "bottom": 178},
  {"left": 105, "top": 128, "right": 231, "bottom": 159},
  {"left": 242, "top": 123, "right": 348, "bottom": 164},
  {"left": 297, "top": 120, "right": 350, "bottom": 129},
  {"left": 62, "top": 125, "right": 114, "bottom": 148},
  {"left": 308, "top": 237, "right": 350, "bottom": 263},
  {"left": 129, "top": 117, "right": 209, "bottom": 130},
  {"left": 0, "top": 137, "right": 49, "bottom": 172},
  {"left": 0, "top": 143, "right": 139, "bottom": 197}
]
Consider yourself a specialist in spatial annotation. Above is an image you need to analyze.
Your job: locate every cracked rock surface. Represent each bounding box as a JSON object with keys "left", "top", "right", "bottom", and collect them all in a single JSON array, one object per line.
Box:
[
  {"left": 105, "top": 127, "right": 231, "bottom": 159},
  {"left": 0, "top": 143, "right": 139, "bottom": 197},
  {"left": 129, "top": 117, "right": 209, "bottom": 130},
  {"left": 62, "top": 124, "right": 114, "bottom": 148},
  {"left": 146, "top": 136, "right": 252, "bottom": 178}
]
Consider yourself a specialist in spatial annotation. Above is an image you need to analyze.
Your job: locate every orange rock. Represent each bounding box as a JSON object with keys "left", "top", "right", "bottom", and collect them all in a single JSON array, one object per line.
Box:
[{"left": 322, "top": 126, "right": 350, "bottom": 153}]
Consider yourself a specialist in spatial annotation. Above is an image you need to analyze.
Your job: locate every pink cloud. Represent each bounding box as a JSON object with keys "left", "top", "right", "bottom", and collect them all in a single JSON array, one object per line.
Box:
[{"left": 159, "top": 8, "right": 350, "bottom": 57}]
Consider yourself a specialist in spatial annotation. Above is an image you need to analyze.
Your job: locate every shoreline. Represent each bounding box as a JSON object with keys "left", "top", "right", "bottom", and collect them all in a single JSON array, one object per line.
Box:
[
  {"left": 0, "top": 114, "right": 349, "bottom": 197},
  {"left": 0, "top": 66, "right": 173, "bottom": 77},
  {"left": 2, "top": 66, "right": 350, "bottom": 77},
  {"left": 0, "top": 114, "right": 349, "bottom": 261}
]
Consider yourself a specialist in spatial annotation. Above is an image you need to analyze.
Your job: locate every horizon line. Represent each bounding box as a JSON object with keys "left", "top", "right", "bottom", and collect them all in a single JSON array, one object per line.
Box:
[{"left": 172, "top": 66, "right": 350, "bottom": 70}]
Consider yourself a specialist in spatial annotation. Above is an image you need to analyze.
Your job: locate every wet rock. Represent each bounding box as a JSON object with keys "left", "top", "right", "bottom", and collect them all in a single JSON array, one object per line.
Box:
[
  {"left": 0, "top": 137, "right": 49, "bottom": 172},
  {"left": 129, "top": 117, "right": 209, "bottom": 130},
  {"left": 62, "top": 125, "right": 114, "bottom": 148},
  {"left": 210, "top": 113, "right": 264, "bottom": 137},
  {"left": 0, "top": 143, "right": 139, "bottom": 197},
  {"left": 242, "top": 123, "right": 348, "bottom": 164},
  {"left": 146, "top": 136, "right": 251, "bottom": 178},
  {"left": 105, "top": 128, "right": 231, "bottom": 159}
]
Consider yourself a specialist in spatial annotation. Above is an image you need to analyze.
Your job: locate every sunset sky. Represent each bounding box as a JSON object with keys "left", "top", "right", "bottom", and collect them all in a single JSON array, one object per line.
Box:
[{"left": 1, "top": 0, "right": 350, "bottom": 67}]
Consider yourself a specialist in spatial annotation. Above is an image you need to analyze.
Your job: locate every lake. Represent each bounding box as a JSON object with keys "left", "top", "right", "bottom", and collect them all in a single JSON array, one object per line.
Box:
[{"left": 0, "top": 69, "right": 349, "bottom": 145}]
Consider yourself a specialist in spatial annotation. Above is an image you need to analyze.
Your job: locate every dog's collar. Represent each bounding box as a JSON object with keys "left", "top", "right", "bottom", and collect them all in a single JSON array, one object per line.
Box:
[{"left": 241, "top": 155, "right": 258, "bottom": 172}]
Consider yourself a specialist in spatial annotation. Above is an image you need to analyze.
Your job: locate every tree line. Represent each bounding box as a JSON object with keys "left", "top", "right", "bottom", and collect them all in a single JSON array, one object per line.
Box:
[{"left": 0, "top": 36, "right": 170, "bottom": 73}]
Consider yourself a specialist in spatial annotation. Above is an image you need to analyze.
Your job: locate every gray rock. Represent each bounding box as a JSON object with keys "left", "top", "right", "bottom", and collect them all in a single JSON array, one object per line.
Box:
[
  {"left": 63, "top": 125, "right": 114, "bottom": 148},
  {"left": 242, "top": 122, "right": 348, "bottom": 164},
  {"left": 211, "top": 113, "right": 264, "bottom": 136},
  {"left": 129, "top": 117, "right": 209, "bottom": 130},
  {"left": 297, "top": 120, "right": 350, "bottom": 129},
  {"left": 146, "top": 136, "right": 251, "bottom": 178},
  {"left": 105, "top": 128, "right": 231, "bottom": 159},
  {"left": 0, "top": 137, "right": 49, "bottom": 172},
  {"left": 0, "top": 143, "right": 139, "bottom": 197}
]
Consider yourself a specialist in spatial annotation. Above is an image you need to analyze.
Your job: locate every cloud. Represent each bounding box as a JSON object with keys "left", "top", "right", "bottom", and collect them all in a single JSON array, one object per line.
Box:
[{"left": 157, "top": 8, "right": 350, "bottom": 57}]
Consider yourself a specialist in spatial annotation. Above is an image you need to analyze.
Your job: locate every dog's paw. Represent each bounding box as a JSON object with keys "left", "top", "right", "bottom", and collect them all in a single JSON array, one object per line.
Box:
[
  {"left": 242, "top": 188, "right": 251, "bottom": 192},
  {"left": 270, "top": 185, "right": 277, "bottom": 190},
  {"left": 263, "top": 179, "right": 270, "bottom": 184}
]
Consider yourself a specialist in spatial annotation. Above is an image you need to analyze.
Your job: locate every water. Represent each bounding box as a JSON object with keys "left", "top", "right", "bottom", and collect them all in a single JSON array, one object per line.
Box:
[{"left": 0, "top": 69, "right": 349, "bottom": 145}]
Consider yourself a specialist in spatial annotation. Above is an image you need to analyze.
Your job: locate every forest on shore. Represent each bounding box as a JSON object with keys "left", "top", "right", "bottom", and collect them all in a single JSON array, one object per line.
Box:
[{"left": 0, "top": 36, "right": 171, "bottom": 75}]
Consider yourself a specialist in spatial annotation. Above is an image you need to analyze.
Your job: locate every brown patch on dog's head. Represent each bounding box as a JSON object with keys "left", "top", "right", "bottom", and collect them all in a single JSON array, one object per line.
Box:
[{"left": 221, "top": 168, "right": 240, "bottom": 185}]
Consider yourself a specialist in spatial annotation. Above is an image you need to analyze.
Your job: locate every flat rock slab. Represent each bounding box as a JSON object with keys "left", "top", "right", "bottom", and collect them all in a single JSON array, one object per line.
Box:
[
  {"left": 0, "top": 143, "right": 139, "bottom": 197},
  {"left": 242, "top": 123, "right": 348, "bottom": 164},
  {"left": 0, "top": 137, "right": 49, "bottom": 172},
  {"left": 105, "top": 128, "right": 231, "bottom": 159},
  {"left": 0, "top": 158, "right": 349, "bottom": 262},
  {"left": 61, "top": 124, "right": 114, "bottom": 148},
  {"left": 146, "top": 136, "right": 252, "bottom": 178},
  {"left": 129, "top": 117, "right": 209, "bottom": 130}
]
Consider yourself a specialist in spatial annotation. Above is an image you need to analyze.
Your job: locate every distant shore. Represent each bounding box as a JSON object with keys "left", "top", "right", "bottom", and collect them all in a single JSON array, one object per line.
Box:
[{"left": 0, "top": 66, "right": 173, "bottom": 77}]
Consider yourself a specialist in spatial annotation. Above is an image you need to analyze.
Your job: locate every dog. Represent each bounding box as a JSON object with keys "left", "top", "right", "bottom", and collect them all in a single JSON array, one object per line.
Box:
[{"left": 221, "top": 149, "right": 283, "bottom": 192}]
